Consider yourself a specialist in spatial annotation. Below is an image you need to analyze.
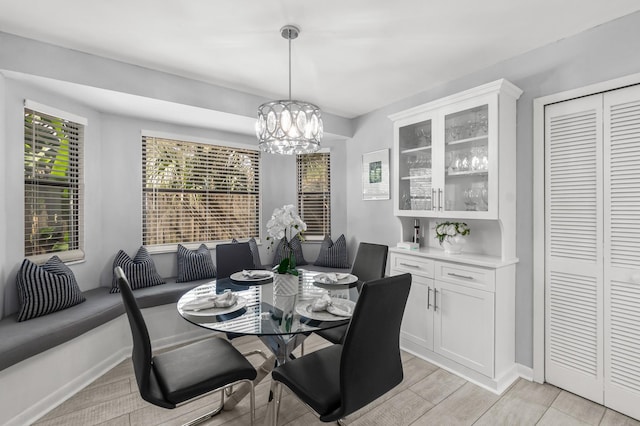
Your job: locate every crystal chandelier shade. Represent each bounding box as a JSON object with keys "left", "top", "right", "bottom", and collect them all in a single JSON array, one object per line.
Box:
[{"left": 257, "top": 25, "right": 323, "bottom": 155}]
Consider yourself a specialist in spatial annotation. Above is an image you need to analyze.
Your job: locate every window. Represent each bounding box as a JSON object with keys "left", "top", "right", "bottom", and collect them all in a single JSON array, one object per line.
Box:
[
  {"left": 297, "top": 152, "right": 331, "bottom": 238},
  {"left": 24, "top": 106, "right": 84, "bottom": 261},
  {"left": 142, "top": 136, "right": 260, "bottom": 246}
]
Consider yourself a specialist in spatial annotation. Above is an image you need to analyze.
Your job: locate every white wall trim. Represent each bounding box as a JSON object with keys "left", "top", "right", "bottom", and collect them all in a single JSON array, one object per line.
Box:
[
  {"left": 141, "top": 129, "right": 258, "bottom": 152},
  {"left": 532, "top": 72, "right": 640, "bottom": 384},
  {"left": 24, "top": 99, "right": 88, "bottom": 125},
  {"left": 1, "top": 305, "right": 211, "bottom": 426}
]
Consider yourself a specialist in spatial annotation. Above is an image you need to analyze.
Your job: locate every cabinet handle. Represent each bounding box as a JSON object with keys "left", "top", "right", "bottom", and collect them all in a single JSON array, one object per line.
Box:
[
  {"left": 447, "top": 272, "right": 474, "bottom": 280},
  {"left": 433, "top": 288, "right": 438, "bottom": 312},
  {"left": 399, "top": 262, "right": 420, "bottom": 269},
  {"left": 427, "top": 286, "right": 432, "bottom": 310},
  {"left": 431, "top": 188, "right": 436, "bottom": 211},
  {"left": 438, "top": 188, "right": 443, "bottom": 211}
]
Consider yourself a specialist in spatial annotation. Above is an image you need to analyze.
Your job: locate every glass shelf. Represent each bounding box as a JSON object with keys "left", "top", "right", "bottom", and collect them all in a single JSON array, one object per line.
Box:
[
  {"left": 401, "top": 146, "right": 432, "bottom": 154},
  {"left": 447, "top": 135, "right": 488, "bottom": 146}
]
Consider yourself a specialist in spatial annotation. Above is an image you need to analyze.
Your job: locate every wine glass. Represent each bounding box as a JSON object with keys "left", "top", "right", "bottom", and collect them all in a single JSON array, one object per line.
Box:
[
  {"left": 470, "top": 145, "right": 481, "bottom": 171},
  {"left": 463, "top": 188, "right": 476, "bottom": 211},
  {"left": 461, "top": 150, "right": 470, "bottom": 171}
]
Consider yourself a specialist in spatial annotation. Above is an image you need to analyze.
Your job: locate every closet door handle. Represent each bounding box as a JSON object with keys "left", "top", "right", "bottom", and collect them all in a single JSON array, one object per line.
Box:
[
  {"left": 438, "top": 188, "right": 443, "bottom": 211},
  {"left": 431, "top": 188, "right": 437, "bottom": 211},
  {"left": 427, "top": 286, "right": 432, "bottom": 310}
]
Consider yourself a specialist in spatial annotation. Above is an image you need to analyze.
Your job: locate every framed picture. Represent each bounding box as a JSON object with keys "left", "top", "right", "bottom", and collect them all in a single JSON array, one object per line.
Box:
[{"left": 362, "top": 148, "right": 390, "bottom": 200}]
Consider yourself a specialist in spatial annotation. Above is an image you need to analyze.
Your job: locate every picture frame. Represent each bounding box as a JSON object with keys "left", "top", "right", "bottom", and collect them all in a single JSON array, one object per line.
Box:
[{"left": 362, "top": 148, "right": 390, "bottom": 200}]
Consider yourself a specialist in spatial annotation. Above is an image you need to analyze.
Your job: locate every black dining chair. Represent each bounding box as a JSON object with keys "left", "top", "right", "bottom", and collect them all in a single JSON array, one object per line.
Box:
[
  {"left": 115, "top": 266, "right": 257, "bottom": 425},
  {"left": 216, "top": 242, "right": 256, "bottom": 280},
  {"left": 314, "top": 242, "right": 388, "bottom": 345},
  {"left": 271, "top": 273, "right": 411, "bottom": 425}
]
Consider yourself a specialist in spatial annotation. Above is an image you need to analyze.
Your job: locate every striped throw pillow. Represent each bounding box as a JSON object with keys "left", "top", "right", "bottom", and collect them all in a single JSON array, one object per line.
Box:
[
  {"left": 232, "top": 237, "right": 263, "bottom": 269},
  {"left": 272, "top": 236, "right": 307, "bottom": 267},
  {"left": 314, "top": 234, "right": 351, "bottom": 268},
  {"left": 176, "top": 244, "right": 216, "bottom": 282},
  {"left": 16, "top": 256, "right": 86, "bottom": 322},
  {"left": 110, "top": 246, "right": 165, "bottom": 293}
]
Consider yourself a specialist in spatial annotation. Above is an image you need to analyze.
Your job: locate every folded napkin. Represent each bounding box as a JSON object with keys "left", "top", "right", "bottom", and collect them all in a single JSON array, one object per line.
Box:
[
  {"left": 315, "top": 273, "right": 351, "bottom": 284},
  {"left": 182, "top": 290, "right": 237, "bottom": 311},
  {"left": 242, "top": 270, "right": 272, "bottom": 279},
  {"left": 315, "top": 273, "right": 338, "bottom": 284},
  {"left": 310, "top": 294, "right": 352, "bottom": 317}
]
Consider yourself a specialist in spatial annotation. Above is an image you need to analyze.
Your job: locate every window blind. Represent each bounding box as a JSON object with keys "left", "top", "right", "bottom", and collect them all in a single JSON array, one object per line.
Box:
[
  {"left": 24, "top": 108, "right": 84, "bottom": 260},
  {"left": 142, "top": 136, "right": 260, "bottom": 246},
  {"left": 297, "top": 152, "right": 331, "bottom": 238}
]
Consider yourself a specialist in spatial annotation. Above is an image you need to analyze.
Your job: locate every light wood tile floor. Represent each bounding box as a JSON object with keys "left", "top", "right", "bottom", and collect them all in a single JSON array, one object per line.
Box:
[{"left": 33, "top": 334, "right": 640, "bottom": 426}]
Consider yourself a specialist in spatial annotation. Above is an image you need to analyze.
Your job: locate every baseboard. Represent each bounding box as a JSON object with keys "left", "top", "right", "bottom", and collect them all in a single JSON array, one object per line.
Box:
[
  {"left": 1, "top": 304, "right": 214, "bottom": 426},
  {"left": 10, "top": 346, "right": 129, "bottom": 426},
  {"left": 516, "top": 363, "right": 534, "bottom": 382},
  {"left": 400, "top": 340, "right": 522, "bottom": 395}
]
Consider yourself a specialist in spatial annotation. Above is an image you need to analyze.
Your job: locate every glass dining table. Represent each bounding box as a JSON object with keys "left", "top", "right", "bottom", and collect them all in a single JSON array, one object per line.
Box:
[{"left": 176, "top": 268, "right": 358, "bottom": 420}]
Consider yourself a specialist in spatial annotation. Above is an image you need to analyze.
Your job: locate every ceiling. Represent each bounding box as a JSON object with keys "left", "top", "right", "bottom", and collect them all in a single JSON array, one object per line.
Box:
[{"left": 1, "top": 0, "right": 639, "bottom": 120}]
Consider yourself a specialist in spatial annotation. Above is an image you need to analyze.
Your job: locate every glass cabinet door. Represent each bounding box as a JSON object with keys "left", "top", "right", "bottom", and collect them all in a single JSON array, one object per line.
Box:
[
  {"left": 443, "top": 105, "right": 489, "bottom": 213},
  {"left": 398, "top": 119, "right": 433, "bottom": 213}
]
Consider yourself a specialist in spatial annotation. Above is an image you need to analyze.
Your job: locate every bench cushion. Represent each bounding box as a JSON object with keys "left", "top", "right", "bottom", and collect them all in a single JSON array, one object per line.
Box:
[
  {"left": 0, "top": 278, "right": 212, "bottom": 372},
  {"left": 0, "top": 287, "right": 122, "bottom": 372}
]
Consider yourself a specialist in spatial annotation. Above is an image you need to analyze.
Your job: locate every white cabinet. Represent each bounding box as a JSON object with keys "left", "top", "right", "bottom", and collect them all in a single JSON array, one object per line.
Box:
[
  {"left": 390, "top": 79, "right": 522, "bottom": 220},
  {"left": 434, "top": 275, "right": 495, "bottom": 377},
  {"left": 391, "top": 249, "right": 517, "bottom": 393},
  {"left": 393, "top": 252, "right": 435, "bottom": 352}
]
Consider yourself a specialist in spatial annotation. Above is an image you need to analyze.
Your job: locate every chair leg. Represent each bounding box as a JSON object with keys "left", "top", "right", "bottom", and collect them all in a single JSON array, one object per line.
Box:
[
  {"left": 271, "top": 381, "right": 284, "bottom": 426},
  {"left": 182, "top": 389, "right": 225, "bottom": 426},
  {"left": 182, "top": 379, "right": 256, "bottom": 426}
]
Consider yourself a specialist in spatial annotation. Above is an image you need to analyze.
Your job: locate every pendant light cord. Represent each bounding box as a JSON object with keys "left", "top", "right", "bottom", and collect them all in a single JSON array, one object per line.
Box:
[{"left": 288, "top": 29, "right": 292, "bottom": 101}]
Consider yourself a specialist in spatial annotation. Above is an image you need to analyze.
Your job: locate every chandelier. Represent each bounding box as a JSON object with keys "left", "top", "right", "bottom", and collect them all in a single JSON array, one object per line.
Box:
[{"left": 256, "top": 25, "right": 323, "bottom": 155}]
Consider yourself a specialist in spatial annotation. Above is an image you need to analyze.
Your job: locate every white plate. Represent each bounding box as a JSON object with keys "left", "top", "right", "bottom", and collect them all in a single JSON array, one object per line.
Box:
[
  {"left": 313, "top": 273, "right": 358, "bottom": 288},
  {"left": 180, "top": 296, "right": 248, "bottom": 318},
  {"left": 230, "top": 270, "right": 274, "bottom": 283},
  {"left": 295, "top": 298, "right": 355, "bottom": 321}
]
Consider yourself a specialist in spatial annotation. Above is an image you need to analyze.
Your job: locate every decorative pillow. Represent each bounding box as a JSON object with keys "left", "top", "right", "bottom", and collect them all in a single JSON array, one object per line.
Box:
[
  {"left": 110, "top": 246, "right": 165, "bottom": 293},
  {"left": 16, "top": 256, "right": 86, "bottom": 322},
  {"left": 272, "top": 236, "right": 307, "bottom": 267},
  {"left": 232, "top": 237, "right": 263, "bottom": 269},
  {"left": 314, "top": 234, "right": 351, "bottom": 268},
  {"left": 176, "top": 244, "right": 216, "bottom": 283}
]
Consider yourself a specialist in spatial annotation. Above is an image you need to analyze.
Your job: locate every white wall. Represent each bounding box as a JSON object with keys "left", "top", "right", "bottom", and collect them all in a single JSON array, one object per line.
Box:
[
  {"left": 0, "top": 74, "right": 348, "bottom": 316},
  {"left": 0, "top": 75, "right": 6, "bottom": 316},
  {"left": 346, "top": 10, "right": 640, "bottom": 367},
  {"left": 2, "top": 79, "right": 105, "bottom": 307},
  {"left": 2, "top": 10, "right": 640, "bottom": 366}
]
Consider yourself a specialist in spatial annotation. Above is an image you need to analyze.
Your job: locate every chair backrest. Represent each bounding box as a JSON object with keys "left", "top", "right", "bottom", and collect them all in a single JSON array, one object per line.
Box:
[
  {"left": 215, "top": 242, "right": 255, "bottom": 279},
  {"left": 338, "top": 273, "right": 411, "bottom": 419},
  {"left": 115, "top": 266, "right": 173, "bottom": 408},
  {"left": 350, "top": 242, "right": 388, "bottom": 292}
]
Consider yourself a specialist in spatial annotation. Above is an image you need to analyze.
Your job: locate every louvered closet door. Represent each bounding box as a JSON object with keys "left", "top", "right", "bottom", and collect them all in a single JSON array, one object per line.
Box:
[
  {"left": 603, "top": 85, "right": 640, "bottom": 419},
  {"left": 545, "top": 95, "right": 604, "bottom": 403}
]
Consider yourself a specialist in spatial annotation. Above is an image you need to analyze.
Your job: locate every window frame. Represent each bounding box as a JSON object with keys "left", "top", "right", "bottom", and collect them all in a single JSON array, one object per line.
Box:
[
  {"left": 141, "top": 131, "right": 263, "bottom": 252},
  {"left": 296, "top": 149, "right": 331, "bottom": 241},
  {"left": 23, "top": 100, "right": 86, "bottom": 263}
]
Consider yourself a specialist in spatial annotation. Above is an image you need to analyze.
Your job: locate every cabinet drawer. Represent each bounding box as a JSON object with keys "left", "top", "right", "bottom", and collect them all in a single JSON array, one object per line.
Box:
[
  {"left": 435, "top": 261, "right": 495, "bottom": 292},
  {"left": 391, "top": 253, "right": 434, "bottom": 278}
]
